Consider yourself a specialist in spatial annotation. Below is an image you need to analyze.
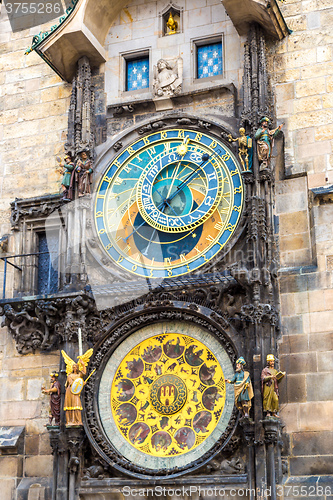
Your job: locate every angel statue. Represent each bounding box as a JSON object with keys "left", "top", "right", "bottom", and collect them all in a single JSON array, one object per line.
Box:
[{"left": 61, "top": 349, "right": 95, "bottom": 426}]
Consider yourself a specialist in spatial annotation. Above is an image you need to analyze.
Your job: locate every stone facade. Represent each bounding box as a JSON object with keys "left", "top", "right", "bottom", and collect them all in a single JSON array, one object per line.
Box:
[
  {"left": 269, "top": 0, "right": 333, "bottom": 482},
  {"left": 0, "top": 0, "right": 332, "bottom": 498}
]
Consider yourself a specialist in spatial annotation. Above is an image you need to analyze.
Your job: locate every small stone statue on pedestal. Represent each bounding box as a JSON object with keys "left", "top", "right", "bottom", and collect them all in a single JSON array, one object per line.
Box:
[
  {"left": 254, "top": 117, "right": 283, "bottom": 171},
  {"left": 153, "top": 58, "right": 182, "bottom": 98},
  {"left": 261, "top": 354, "right": 286, "bottom": 417},
  {"left": 42, "top": 371, "right": 61, "bottom": 426},
  {"left": 226, "top": 357, "right": 254, "bottom": 418}
]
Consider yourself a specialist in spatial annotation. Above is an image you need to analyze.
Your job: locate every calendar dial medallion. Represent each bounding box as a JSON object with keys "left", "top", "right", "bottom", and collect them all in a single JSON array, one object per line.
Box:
[
  {"left": 97, "top": 319, "right": 235, "bottom": 472},
  {"left": 94, "top": 129, "right": 244, "bottom": 278}
]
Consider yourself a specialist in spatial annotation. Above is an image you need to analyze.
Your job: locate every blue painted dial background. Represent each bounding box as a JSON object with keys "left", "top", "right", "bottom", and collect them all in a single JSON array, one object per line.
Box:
[{"left": 94, "top": 129, "right": 244, "bottom": 278}]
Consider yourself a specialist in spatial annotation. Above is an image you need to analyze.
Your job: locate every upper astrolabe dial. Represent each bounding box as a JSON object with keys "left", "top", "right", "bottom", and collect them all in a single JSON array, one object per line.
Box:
[{"left": 94, "top": 129, "right": 244, "bottom": 279}]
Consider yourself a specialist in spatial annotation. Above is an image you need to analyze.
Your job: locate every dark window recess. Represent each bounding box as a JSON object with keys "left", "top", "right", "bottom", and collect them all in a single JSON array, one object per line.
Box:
[{"left": 37, "top": 232, "right": 58, "bottom": 295}]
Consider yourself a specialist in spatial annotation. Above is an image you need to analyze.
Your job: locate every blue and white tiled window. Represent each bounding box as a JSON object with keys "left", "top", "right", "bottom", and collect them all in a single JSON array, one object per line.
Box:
[
  {"left": 197, "top": 42, "right": 223, "bottom": 79},
  {"left": 126, "top": 57, "right": 149, "bottom": 91}
]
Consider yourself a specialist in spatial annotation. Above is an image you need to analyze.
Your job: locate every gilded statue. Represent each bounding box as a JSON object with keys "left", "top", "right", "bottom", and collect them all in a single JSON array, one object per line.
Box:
[
  {"left": 226, "top": 357, "right": 254, "bottom": 418},
  {"left": 166, "top": 12, "right": 178, "bottom": 35},
  {"left": 61, "top": 349, "right": 94, "bottom": 426},
  {"left": 228, "top": 128, "right": 253, "bottom": 171},
  {"left": 254, "top": 117, "right": 283, "bottom": 170},
  {"left": 261, "top": 354, "right": 286, "bottom": 417},
  {"left": 153, "top": 58, "right": 182, "bottom": 98}
]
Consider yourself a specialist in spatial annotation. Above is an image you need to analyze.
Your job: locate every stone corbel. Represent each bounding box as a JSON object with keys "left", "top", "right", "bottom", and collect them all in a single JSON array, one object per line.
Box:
[
  {"left": 32, "top": 0, "right": 107, "bottom": 82},
  {"left": 262, "top": 419, "right": 282, "bottom": 500},
  {"left": 0, "top": 302, "right": 59, "bottom": 354},
  {"left": 0, "top": 293, "right": 96, "bottom": 354},
  {"left": 222, "top": 0, "right": 290, "bottom": 40}
]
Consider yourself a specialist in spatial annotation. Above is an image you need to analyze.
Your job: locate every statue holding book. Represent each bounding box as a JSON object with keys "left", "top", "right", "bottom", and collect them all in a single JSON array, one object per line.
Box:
[{"left": 261, "top": 354, "right": 286, "bottom": 417}]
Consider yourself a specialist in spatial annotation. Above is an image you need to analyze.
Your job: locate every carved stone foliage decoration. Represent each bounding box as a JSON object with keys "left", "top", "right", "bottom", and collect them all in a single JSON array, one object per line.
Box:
[
  {"left": 241, "top": 24, "right": 272, "bottom": 133},
  {"left": 65, "top": 56, "right": 95, "bottom": 160},
  {"left": 241, "top": 303, "right": 279, "bottom": 327},
  {"left": 10, "top": 194, "right": 62, "bottom": 231},
  {"left": 83, "top": 304, "right": 239, "bottom": 478},
  {"left": 1, "top": 282, "right": 249, "bottom": 355},
  {"left": 0, "top": 293, "right": 96, "bottom": 354},
  {"left": 1, "top": 302, "right": 59, "bottom": 354}
]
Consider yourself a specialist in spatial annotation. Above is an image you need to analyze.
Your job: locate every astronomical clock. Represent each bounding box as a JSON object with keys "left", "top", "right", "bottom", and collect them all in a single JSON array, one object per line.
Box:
[
  {"left": 93, "top": 128, "right": 244, "bottom": 279},
  {"left": 84, "top": 123, "right": 246, "bottom": 478},
  {"left": 84, "top": 311, "right": 239, "bottom": 477}
]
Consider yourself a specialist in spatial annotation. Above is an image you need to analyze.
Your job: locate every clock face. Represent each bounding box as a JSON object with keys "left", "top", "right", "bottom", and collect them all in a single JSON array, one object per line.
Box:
[
  {"left": 94, "top": 129, "right": 244, "bottom": 278},
  {"left": 98, "top": 320, "right": 235, "bottom": 472}
]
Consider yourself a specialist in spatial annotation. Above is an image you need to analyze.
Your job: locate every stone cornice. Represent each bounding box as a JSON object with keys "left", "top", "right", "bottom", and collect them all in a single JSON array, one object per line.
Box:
[
  {"left": 222, "top": 0, "right": 290, "bottom": 40},
  {"left": 27, "top": 0, "right": 289, "bottom": 81}
]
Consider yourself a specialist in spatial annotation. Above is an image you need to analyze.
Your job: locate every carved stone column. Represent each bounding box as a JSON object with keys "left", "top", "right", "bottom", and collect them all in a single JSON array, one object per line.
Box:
[
  {"left": 48, "top": 428, "right": 61, "bottom": 500},
  {"left": 66, "top": 427, "right": 85, "bottom": 500},
  {"left": 241, "top": 23, "right": 272, "bottom": 134},
  {"left": 240, "top": 418, "right": 255, "bottom": 500},
  {"left": 263, "top": 419, "right": 280, "bottom": 500},
  {"left": 65, "top": 56, "right": 95, "bottom": 159},
  {"left": 55, "top": 432, "right": 69, "bottom": 500}
]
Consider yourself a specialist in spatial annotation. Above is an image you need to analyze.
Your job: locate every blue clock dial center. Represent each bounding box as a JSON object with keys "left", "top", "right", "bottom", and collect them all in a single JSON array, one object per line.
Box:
[
  {"left": 137, "top": 153, "right": 223, "bottom": 233},
  {"left": 152, "top": 178, "right": 193, "bottom": 217}
]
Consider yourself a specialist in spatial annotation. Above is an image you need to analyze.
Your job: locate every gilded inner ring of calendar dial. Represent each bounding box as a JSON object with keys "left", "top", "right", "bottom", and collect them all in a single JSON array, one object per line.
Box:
[{"left": 111, "top": 334, "right": 226, "bottom": 458}]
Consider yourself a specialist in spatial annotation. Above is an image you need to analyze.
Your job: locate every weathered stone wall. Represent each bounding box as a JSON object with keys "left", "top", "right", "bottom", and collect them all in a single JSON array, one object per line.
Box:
[
  {"left": 271, "top": 0, "right": 333, "bottom": 186},
  {"left": 105, "top": 0, "right": 243, "bottom": 106},
  {"left": 272, "top": 0, "right": 333, "bottom": 479},
  {"left": 0, "top": 326, "right": 58, "bottom": 498},
  {"left": 0, "top": 8, "right": 71, "bottom": 238},
  {"left": 0, "top": 8, "right": 69, "bottom": 499}
]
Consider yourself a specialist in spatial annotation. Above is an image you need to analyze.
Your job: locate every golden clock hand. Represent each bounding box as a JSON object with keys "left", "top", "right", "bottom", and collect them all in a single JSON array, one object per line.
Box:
[
  {"left": 167, "top": 153, "right": 210, "bottom": 202},
  {"left": 166, "top": 135, "right": 190, "bottom": 199}
]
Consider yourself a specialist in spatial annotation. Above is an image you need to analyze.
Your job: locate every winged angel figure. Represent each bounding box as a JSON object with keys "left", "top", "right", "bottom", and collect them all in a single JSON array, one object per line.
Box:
[{"left": 61, "top": 349, "right": 93, "bottom": 426}]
